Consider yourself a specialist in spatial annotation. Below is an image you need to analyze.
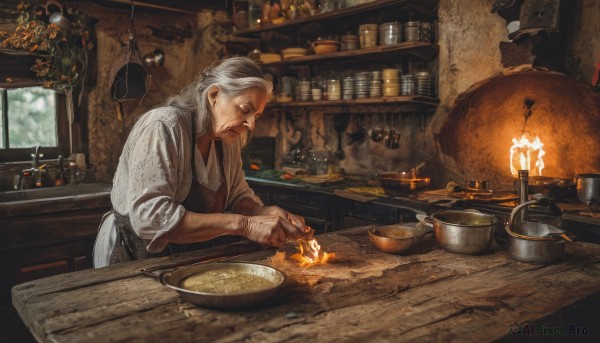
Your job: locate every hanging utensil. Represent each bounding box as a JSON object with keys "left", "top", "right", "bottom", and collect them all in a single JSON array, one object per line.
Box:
[
  {"left": 368, "top": 114, "right": 384, "bottom": 143},
  {"left": 65, "top": 87, "right": 74, "bottom": 155},
  {"left": 389, "top": 115, "right": 400, "bottom": 149},
  {"left": 333, "top": 113, "right": 350, "bottom": 160},
  {"left": 347, "top": 114, "right": 365, "bottom": 144}
]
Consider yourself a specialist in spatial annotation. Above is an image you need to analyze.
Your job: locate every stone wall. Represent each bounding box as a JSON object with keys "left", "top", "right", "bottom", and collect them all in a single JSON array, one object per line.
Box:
[{"left": 73, "top": 2, "right": 229, "bottom": 182}]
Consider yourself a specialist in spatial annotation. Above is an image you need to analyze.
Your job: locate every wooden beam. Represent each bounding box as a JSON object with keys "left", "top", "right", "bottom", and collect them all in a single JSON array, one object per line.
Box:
[{"left": 92, "top": 0, "right": 228, "bottom": 13}]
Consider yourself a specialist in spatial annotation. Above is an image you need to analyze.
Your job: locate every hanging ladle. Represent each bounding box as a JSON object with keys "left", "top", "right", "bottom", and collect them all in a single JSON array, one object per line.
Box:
[
  {"left": 368, "top": 114, "right": 384, "bottom": 143},
  {"left": 333, "top": 113, "right": 350, "bottom": 160},
  {"left": 388, "top": 114, "right": 400, "bottom": 149}
]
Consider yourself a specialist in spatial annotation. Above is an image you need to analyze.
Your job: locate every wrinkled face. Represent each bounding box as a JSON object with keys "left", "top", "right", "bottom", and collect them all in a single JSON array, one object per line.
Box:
[{"left": 207, "top": 86, "right": 268, "bottom": 144}]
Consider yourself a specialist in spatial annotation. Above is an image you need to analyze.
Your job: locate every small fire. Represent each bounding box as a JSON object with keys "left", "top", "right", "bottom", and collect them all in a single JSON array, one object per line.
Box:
[
  {"left": 290, "top": 238, "right": 335, "bottom": 267},
  {"left": 509, "top": 135, "right": 545, "bottom": 176}
]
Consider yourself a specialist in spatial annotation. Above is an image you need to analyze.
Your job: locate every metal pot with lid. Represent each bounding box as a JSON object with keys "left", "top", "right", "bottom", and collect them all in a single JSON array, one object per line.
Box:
[{"left": 505, "top": 195, "right": 574, "bottom": 264}]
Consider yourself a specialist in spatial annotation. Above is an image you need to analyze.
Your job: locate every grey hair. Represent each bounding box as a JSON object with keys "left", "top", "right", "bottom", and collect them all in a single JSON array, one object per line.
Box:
[{"left": 164, "top": 56, "right": 273, "bottom": 144}]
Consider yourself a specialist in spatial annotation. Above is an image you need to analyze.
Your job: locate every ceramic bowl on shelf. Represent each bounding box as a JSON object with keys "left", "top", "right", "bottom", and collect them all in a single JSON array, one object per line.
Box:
[
  {"left": 259, "top": 53, "right": 282, "bottom": 64},
  {"left": 311, "top": 40, "right": 341, "bottom": 55},
  {"left": 281, "top": 47, "right": 307, "bottom": 60}
]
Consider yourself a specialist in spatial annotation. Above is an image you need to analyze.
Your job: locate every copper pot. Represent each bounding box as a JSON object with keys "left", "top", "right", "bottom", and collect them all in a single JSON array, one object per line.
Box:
[{"left": 377, "top": 172, "right": 430, "bottom": 196}]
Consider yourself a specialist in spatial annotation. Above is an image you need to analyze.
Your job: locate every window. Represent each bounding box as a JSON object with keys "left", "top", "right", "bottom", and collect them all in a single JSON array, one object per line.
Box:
[{"left": 0, "top": 87, "right": 68, "bottom": 162}]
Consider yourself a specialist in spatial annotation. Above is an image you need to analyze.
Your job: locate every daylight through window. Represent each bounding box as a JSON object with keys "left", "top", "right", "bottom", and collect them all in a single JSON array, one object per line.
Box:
[{"left": 1, "top": 87, "right": 57, "bottom": 149}]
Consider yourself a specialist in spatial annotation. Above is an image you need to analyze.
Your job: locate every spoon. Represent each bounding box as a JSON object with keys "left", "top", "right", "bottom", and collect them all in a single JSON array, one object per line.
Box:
[
  {"left": 388, "top": 115, "right": 400, "bottom": 149},
  {"left": 539, "top": 225, "right": 574, "bottom": 241}
]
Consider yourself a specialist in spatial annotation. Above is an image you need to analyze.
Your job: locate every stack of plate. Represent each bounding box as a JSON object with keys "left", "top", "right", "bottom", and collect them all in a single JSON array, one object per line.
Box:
[
  {"left": 297, "top": 80, "right": 311, "bottom": 101},
  {"left": 341, "top": 35, "right": 359, "bottom": 51},
  {"left": 281, "top": 47, "right": 307, "bottom": 60},
  {"left": 342, "top": 76, "right": 355, "bottom": 99},
  {"left": 370, "top": 70, "right": 382, "bottom": 97},
  {"left": 379, "top": 22, "right": 400, "bottom": 45},
  {"left": 354, "top": 71, "right": 371, "bottom": 98},
  {"left": 259, "top": 53, "right": 282, "bottom": 64},
  {"left": 415, "top": 71, "right": 432, "bottom": 96},
  {"left": 401, "top": 74, "right": 416, "bottom": 95},
  {"left": 382, "top": 68, "right": 400, "bottom": 97}
]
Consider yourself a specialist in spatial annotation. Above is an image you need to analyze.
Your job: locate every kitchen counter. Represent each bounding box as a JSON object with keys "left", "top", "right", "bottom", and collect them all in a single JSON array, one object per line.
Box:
[
  {"left": 0, "top": 183, "right": 111, "bottom": 217},
  {"left": 12, "top": 225, "right": 600, "bottom": 342},
  {"left": 246, "top": 173, "right": 600, "bottom": 243}
]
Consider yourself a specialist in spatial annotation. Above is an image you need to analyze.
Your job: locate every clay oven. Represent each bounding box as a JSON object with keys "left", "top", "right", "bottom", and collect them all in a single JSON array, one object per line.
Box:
[{"left": 437, "top": 67, "right": 600, "bottom": 189}]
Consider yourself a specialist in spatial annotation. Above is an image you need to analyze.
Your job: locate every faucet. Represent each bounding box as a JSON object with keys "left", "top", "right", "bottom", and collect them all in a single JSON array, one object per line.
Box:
[{"left": 14, "top": 145, "right": 46, "bottom": 189}]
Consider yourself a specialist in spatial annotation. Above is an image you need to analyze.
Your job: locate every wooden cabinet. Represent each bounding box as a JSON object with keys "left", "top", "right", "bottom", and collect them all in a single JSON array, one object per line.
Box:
[{"left": 0, "top": 207, "right": 109, "bottom": 306}]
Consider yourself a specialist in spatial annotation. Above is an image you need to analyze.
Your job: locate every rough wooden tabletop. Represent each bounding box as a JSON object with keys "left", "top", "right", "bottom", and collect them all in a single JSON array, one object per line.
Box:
[{"left": 12, "top": 226, "right": 600, "bottom": 343}]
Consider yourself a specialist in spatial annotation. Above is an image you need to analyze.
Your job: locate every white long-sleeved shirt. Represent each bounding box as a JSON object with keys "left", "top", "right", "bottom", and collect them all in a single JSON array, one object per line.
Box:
[{"left": 93, "top": 106, "right": 262, "bottom": 267}]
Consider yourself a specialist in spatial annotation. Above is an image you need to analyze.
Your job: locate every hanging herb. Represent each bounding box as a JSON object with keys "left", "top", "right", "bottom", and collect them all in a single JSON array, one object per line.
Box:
[{"left": 0, "top": 1, "right": 95, "bottom": 87}]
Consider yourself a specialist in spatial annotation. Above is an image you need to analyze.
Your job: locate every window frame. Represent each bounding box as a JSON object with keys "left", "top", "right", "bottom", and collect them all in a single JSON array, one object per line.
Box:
[{"left": 0, "top": 87, "right": 70, "bottom": 162}]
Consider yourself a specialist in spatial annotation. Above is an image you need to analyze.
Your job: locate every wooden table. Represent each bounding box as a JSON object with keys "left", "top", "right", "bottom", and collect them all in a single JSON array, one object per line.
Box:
[{"left": 12, "top": 226, "right": 600, "bottom": 342}]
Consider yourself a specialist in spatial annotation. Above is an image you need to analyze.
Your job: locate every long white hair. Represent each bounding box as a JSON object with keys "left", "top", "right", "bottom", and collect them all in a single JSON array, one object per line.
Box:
[{"left": 165, "top": 56, "right": 273, "bottom": 145}]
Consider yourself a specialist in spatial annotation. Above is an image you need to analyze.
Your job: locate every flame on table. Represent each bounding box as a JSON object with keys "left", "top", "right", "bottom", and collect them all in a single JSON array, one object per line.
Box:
[
  {"left": 509, "top": 135, "right": 545, "bottom": 176},
  {"left": 290, "top": 238, "right": 335, "bottom": 267}
]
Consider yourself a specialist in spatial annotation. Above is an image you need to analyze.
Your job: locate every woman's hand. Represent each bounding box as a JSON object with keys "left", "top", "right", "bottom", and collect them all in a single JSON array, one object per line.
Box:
[
  {"left": 254, "top": 206, "right": 307, "bottom": 235},
  {"left": 242, "top": 206, "right": 309, "bottom": 246}
]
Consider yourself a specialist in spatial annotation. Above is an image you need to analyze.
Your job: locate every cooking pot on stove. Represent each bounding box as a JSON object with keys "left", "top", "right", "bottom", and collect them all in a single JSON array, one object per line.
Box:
[{"left": 505, "top": 195, "right": 572, "bottom": 264}]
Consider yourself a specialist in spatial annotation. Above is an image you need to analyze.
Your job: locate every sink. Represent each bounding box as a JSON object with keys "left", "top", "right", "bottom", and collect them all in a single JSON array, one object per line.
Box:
[
  {"left": 0, "top": 183, "right": 112, "bottom": 217},
  {"left": 0, "top": 183, "right": 112, "bottom": 202}
]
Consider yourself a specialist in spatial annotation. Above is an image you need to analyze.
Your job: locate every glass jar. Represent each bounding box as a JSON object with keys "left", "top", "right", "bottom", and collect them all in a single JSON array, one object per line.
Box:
[
  {"left": 326, "top": 79, "right": 341, "bottom": 100},
  {"left": 248, "top": 0, "right": 262, "bottom": 28}
]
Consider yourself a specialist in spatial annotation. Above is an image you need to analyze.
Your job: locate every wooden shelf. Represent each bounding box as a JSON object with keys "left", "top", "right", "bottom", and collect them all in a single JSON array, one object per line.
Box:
[
  {"left": 261, "top": 42, "right": 438, "bottom": 68},
  {"left": 0, "top": 49, "right": 48, "bottom": 88},
  {"left": 233, "top": 0, "right": 438, "bottom": 37},
  {"left": 267, "top": 95, "right": 439, "bottom": 109}
]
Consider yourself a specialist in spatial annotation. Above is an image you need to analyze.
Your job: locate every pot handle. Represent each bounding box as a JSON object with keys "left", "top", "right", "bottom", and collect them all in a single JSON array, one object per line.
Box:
[
  {"left": 158, "top": 270, "right": 174, "bottom": 286},
  {"left": 140, "top": 266, "right": 175, "bottom": 280},
  {"left": 532, "top": 194, "right": 563, "bottom": 217},
  {"left": 505, "top": 196, "right": 566, "bottom": 241},
  {"left": 416, "top": 213, "right": 433, "bottom": 227}
]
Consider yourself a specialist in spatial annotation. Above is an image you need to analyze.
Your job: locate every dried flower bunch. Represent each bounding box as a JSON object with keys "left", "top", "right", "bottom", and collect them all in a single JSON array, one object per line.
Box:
[{"left": 0, "top": 1, "right": 95, "bottom": 87}]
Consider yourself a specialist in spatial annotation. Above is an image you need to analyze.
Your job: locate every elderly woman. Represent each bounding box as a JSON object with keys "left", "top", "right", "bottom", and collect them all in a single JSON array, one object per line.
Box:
[{"left": 94, "top": 57, "right": 308, "bottom": 267}]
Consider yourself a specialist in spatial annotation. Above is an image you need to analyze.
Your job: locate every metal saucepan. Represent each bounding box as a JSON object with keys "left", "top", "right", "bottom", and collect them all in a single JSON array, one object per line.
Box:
[
  {"left": 368, "top": 225, "right": 432, "bottom": 254},
  {"left": 427, "top": 210, "right": 498, "bottom": 255},
  {"left": 505, "top": 196, "right": 571, "bottom": 264},
  {"left": 157, "top": 262, "right": 285, "bottom": 308},
  {"left": 576, "top": 173, "right": 600, "bottom": 205}
]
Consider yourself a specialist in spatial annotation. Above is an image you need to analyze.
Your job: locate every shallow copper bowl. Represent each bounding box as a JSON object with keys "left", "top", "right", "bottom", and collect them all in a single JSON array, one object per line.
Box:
[{"left": 368, "top": 225, "right": 431, "bottom": 254}]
